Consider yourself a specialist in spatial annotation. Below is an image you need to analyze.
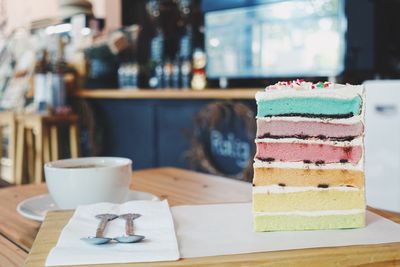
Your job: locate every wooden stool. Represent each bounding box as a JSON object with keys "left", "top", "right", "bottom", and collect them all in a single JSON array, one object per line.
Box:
[
  {"left": 0, "top": 112, "right": 17, "bottom": 184},
  {"left": 15, "top": 114, "right": 80, "bottom": 184}
]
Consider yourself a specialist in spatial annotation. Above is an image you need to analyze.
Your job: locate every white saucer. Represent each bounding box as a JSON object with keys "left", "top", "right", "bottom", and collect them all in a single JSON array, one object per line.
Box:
[{"left": 17, "top": 191, "right": 160, "bottom": 222}]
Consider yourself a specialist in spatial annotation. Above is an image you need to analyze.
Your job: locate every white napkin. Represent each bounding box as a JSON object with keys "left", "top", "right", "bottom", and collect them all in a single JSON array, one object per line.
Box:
[
  {"left": 45, "top": 200, "right": 179, "bottom": 266},
  {"left": 172, "top": 203, "right": 400, "bottom": 258}
]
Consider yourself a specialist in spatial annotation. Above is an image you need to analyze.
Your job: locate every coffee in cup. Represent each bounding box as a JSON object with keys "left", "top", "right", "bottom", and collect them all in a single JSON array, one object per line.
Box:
[{"left": 44, "top": 157, "right": 132, "bottom": 209}]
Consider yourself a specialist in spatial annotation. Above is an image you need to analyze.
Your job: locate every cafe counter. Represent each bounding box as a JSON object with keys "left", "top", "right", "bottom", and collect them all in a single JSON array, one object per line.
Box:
[
  {"left": 75, "top": 88, "right": 260, "bottom": 99},
  {"left": 73, "top": 88, "right": 259, "bottom": 176}
]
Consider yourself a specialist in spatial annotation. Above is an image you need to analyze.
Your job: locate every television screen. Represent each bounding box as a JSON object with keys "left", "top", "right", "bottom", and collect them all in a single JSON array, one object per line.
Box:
[{"left": 204, "top": 0, "right": 346, "bottom": 78}]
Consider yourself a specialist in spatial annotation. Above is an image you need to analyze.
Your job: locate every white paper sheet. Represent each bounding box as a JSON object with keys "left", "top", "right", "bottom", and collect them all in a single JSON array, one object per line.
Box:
[
  {"left": 46, "top": 200, "right": 179, "bottom": 266},
  {"left": 171, "top": 203, "right": 400, "bottom": 258}
]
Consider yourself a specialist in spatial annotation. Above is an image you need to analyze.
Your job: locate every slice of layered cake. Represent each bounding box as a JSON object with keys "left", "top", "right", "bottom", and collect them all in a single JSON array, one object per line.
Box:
[{"left": 253, "top": 80, "right": 365, "bottom": 231}]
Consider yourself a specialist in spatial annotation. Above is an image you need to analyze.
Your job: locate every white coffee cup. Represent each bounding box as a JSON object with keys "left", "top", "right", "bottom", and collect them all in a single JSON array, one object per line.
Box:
[{"left": 44, "top": 157, "right": 132, "bottom": 209}]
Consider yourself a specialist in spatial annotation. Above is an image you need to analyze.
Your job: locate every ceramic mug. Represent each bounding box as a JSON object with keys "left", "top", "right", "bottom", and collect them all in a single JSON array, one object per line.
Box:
[{"left": 44, "top": 157, "right": 132, "bottom": 209}]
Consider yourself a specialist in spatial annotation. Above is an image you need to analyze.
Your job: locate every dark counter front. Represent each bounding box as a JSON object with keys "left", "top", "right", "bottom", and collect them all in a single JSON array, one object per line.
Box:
[{"left": 75, "top": 89, "right": 259, "bottom": 178}]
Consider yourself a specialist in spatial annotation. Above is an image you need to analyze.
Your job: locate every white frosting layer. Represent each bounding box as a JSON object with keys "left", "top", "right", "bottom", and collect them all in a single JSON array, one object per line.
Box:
[
  {"left": 256, "top": 84, "right": 364, "bottom": 101},
  {"left": 253, "top": 185, "right": 361, "bottom": 194},
  {"left": 256, "top": 115, "right": 364, "bottom": 125},
  {"left": 255, "top": 136, "right": 363, "bottom": 146},
  {"left": 253, "top": 159, "right": 364, "bottom": 171},
  {"left": 254, "top": 209, "right": 365, "bottom": 217}
]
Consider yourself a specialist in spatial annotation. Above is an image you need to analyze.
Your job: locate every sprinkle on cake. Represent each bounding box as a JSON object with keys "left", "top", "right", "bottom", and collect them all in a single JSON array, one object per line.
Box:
[{"left": 253, "top": 80, "right": 366, "bottom": 231}]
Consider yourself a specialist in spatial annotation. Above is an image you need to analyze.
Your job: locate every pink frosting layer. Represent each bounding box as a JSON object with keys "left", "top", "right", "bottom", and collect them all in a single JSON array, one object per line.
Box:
[
  {"left": 257, "top": 120, "right": 364, "bottom": 139},
  {"left": 255, "top": 142, "right": 362, "bottom": 164}
]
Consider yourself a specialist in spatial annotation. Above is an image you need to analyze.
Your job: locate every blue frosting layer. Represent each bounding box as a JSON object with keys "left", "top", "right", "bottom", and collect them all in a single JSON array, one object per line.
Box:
[{"left": 257, "top": 97, "right": 362, "bottom": 118}]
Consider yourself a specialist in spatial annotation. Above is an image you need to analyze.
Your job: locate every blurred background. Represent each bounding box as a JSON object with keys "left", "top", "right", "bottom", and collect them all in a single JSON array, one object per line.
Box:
[{"left": 0, "top": 0, "right": 399, "bottom": 212}]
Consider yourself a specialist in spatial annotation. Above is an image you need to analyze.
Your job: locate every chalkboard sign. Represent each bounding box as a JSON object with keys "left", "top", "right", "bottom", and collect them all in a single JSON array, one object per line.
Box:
[{"left": 188, "top": 101, "right": 255, "bottom": 181}]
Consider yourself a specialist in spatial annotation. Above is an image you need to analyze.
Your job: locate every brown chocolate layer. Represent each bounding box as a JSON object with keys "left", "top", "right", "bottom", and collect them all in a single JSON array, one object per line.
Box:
[{"left": 264, "top": 113, "right": 354, "bottom": 119}]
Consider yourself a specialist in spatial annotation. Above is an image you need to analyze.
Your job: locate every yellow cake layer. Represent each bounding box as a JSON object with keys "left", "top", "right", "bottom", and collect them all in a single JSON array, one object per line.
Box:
[
  {"left": 254, "top": 213, "right": 365, "bottom": 231},
  {"left": 253, "top": 168, "right": 364, "bottom": 188},
  {"left": 253, "top": 190, "right": 365, "bottom": 212}
]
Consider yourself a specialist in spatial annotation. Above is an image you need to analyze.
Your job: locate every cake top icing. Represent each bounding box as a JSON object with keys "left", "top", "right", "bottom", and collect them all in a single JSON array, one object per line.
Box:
[
  {"left": 265, "top": 79, "right": 342, "bottom": 91},
  {"left": 257, "top": 80, "right": 364, "bottom": 101}
]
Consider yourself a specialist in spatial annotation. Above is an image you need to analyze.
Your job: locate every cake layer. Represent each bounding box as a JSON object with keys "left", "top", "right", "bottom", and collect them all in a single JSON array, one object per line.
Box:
[
  {"left": 253, "top": 188, "right": 365, "bottom": 212},
  {"left": 255, "top": 141, "right": 363, "bottom": 164},
  {"left": 256, "top": 83, "right": 363, "bottom": 101},
  {"left": 253, "top": 213, "right": 365, "bottom": 231},
  {"left": 253, "top": 159, "right": 363, "bottom": 171},
  {"left": 257, "top": 97, "right": 362, "bottom": 118},
  {"left": 253, "top": 167, "right": 364, "bottom": 188},
  {"left": 256, "top": 119, "right": 364, "bottom": 141},
  {"left": 256, "top": 115, "right": 363, "bottom": 124},
  {"left": 254, "top": 208, "right": 365, "bottom": 216}
]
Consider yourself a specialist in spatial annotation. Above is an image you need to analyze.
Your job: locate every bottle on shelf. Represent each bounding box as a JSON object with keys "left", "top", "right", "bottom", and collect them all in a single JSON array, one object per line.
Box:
[
  {"left": 175, "top": 0, "right": 196, "bottom": 90},
  {"left": 179, "top": 26, "right": 192, "bottom": 60},
  {"left": 129, "top": 63, "right": 139, "bottom": 89},
  {"left": 49, "top": 36, "right": 67, "bottom": 111},
  {"left": 163, "top": 59, "right": 173, "bottom": 89},
  {"left": 33, "top": 49, "right": 50, "bottom": 112},
  {"left": 118, "top": 62, "right": 139, "bottom": 89},
  {"left": 178, "top": 25, "right": 193, "bottom": 89},
  {"left": 180, "top": 59, "right": 191, "bottom": 89},
  {"left": 171, "top": 57, "right": 180, "bottom": 89},
  {"left": 118, "top": 63, "right": 127, "bottom": 88},
  {"left": 148, "top": 28, "right": 164, "bottom": 89}
]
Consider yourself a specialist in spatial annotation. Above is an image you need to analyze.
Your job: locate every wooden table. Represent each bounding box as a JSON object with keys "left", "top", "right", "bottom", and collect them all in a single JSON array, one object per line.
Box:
[
  {"left": 1, "top": 167, "right": 399, "bottom": 266},
  {"left": 0, "top": 167, "right": 251, "bottom": 266}
]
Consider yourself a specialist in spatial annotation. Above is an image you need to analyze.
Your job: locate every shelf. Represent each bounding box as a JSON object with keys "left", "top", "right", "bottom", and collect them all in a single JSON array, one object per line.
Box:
[{"left": 74, "top": 88, "right": 261, "bottom": 100}]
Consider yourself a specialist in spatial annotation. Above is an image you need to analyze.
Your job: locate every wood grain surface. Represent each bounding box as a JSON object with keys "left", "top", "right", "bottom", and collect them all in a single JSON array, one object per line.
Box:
[
  {"left": 28, "top": 212, "right": 400, "bottom": 267},
  {"left": 74, "top": 89, "right": 260, "bottom": 100},
  {"left": 2, "top": 167, "right": 400, "bottom": 266},
  {"left": 0, "top": 184, "right": 46, "bottom": 251},
  {"left": 0, "top": 234, "right": 27, "bottom": 267},
  {"left": 26, "top": 209, "right": 400, "bottom": 267},
  {"left": 0, "top": 167, "right": 251, "bottom": 266}
]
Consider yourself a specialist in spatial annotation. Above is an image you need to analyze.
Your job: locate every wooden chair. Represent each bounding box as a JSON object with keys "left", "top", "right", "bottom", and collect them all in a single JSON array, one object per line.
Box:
[
  {"left": 0, "top": 112, "right": 17, "bottom": 184},
  {"left": 15, "top": 113, "right": 80, "bottom": 184}
]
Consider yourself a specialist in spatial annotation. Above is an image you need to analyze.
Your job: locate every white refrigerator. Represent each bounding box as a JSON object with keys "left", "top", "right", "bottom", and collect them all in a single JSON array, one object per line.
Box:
[{"left": 364, "top": 80, "right": 400, "bottom": 212}]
